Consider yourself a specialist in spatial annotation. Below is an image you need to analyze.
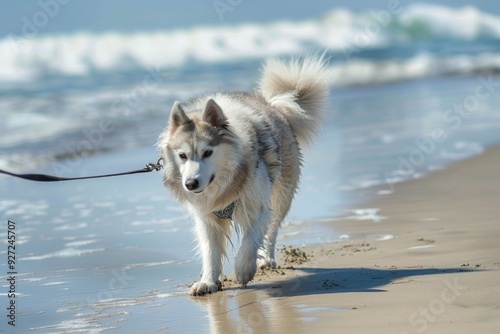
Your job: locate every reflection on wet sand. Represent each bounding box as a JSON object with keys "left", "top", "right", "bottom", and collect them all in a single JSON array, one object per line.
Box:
[{"left": 192, "top": 286, "right": 302, "bottom": 334}]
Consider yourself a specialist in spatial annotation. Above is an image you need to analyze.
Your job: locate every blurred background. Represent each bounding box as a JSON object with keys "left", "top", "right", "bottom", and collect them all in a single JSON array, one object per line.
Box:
[
  {"left": 2, "top": 0, "right": 500, "bottom": 216},
  {"left": 1, "top": 1, "right": 500, "bottom": 331},
  {"left": 1, "top": 0, "right": 500, "bottom": 175}
]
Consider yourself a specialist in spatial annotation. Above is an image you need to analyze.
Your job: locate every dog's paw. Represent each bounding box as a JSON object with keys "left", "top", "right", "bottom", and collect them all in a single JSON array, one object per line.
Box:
[
  {"left": 235, "top": 258, "right": 257, "bottom": 286},
  {"left": 257, "top": 257, "right": 277, "bottom": 270},
  {"left": 189, "top": 280, "right": 222, "bottom": 296}
]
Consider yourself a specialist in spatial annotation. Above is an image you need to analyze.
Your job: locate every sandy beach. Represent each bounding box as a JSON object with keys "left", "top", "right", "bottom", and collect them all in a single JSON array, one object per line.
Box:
[{"left": 209, "top": 145, "right": 500, "bottom": 333}]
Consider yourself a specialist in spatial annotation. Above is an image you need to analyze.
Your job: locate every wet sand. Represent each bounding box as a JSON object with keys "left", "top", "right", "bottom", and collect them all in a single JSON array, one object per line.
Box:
[{"left": 209, "top": 146, "right": 500, "bottom": 333}]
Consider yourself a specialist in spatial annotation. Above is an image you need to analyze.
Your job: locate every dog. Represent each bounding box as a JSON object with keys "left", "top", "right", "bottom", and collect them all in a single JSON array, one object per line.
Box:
[{"left": 156, "top": 56, "right": 329, "bottom": 296}]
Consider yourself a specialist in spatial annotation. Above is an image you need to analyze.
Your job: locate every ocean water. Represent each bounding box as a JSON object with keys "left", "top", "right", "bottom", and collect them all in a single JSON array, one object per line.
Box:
[{"left": 1, "top": 3, "right": 500, "bottom": 332}]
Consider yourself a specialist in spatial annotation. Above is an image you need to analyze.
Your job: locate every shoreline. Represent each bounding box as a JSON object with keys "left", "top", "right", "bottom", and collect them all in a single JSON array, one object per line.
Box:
[
  {"left": 1, "top": 126, "right": 499, "bottom": 332},
  {"left": 215, "top": 145, "right": 500, "bottom": 333}
]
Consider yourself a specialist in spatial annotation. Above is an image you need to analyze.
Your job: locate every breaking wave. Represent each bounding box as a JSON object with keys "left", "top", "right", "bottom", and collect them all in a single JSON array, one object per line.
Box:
[{"left": 1, "top": 3, "right": 499, "bottom": 83}]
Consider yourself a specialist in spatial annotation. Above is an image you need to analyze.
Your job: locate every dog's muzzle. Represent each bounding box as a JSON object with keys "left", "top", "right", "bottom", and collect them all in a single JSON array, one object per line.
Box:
[{"left": 184, "top": 175, "right": 215, "bottom": 193}]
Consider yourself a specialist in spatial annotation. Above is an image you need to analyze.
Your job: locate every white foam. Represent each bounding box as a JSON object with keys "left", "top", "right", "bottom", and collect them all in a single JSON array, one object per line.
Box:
[
  {"left": 408, "top": 244, "right": 435, "bottom": 250},
  {"left": 65, "top": 239, "right": 99, "bottom": 247},
  {"left": 2, "top": 200, "right": 48, "bottom": 216},
  {"left": 454, "top": 141, "right": 484, "bottom": 154},
  {"left": 0, "top": 112, "right": 81, "bottom": 148},
  {"left": 367, "top": 234, "right": 395, "bottom": 241},
  {"left": 329, "top": 53, "right": 500, "bottom": 87},
  {"left": 29, "top": 319, "right": 116, "bottom": 332},
  {"left": 122, "top": 260, "right": 177, "bottom": 270},
  {"left": 398, "top": 4, "right": 500, "bottom": 40},
  {"left": 22, "top": 247, "right": 106, "bottom": 261},
  {"left": 92, "top": 293, "right": 172, "bottom": 309},
  {"left": 53, "top": 223, "right": 88, "bottom": 231},
  {"left": 0, "top": 4, "right": 498, "bottom": 83},
  {"left": 0, "top": 200, "right": 18, "bottom": 212},
  {"left": 42, "top": 281, "right": 67, "bottom": 286},
  {"left": 350, "top": 208, "right": 387, "bottom": 223},
  {"left": 22, "top": 277, "right": 47, "bottom": 282},
  {"left": 281, "top": 231, "right": 302, "bottom": 239},
  {"left": 129, "top": 216, "right": 187, "bottom": 226}
]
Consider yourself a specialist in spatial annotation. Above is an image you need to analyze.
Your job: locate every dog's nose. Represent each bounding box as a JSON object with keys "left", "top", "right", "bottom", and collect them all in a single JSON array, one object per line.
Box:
[{"left": 185, "top": 179, "right": 199, "bottom": 191}]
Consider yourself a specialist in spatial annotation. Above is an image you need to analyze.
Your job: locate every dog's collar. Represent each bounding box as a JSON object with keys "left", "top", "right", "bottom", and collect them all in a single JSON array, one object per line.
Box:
[{"left": 212, "top": 201, "right": 236, "bottom": 220}]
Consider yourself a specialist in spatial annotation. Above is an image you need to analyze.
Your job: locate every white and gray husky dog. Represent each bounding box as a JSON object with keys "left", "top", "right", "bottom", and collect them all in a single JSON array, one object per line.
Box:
[{"left": 157, "top": 56, "right": 329, "bottom": 296}]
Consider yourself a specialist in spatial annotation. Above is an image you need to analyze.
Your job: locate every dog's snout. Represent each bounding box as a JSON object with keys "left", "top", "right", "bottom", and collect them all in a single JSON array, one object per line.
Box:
[{"left": 185, "top": 179, "right": 199, "bottom": 191}]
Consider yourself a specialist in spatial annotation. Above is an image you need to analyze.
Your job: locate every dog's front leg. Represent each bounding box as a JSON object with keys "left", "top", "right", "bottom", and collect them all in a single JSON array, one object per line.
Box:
[{"left": 190, "top": 215, "right": 228, "bottom": 296}]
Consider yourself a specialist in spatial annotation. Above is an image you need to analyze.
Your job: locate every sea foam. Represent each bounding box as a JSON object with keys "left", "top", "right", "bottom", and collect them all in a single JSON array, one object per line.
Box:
[{"left": 1, "top": 3, "right": 499, "bottom": 83}]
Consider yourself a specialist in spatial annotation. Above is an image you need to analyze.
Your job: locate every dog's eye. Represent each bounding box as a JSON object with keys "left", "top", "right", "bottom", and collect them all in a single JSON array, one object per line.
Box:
[
  {"left": 178, "top": 153, "right": 187, "bottom": 160},
  {"left": 203, "top": 150, "right": 213, "bottom": 158}
]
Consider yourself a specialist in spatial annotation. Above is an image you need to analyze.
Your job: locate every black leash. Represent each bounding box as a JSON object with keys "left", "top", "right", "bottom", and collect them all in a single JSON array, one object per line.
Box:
[{"left": 0, "top": 158, "right": 164, "bottom": 182}]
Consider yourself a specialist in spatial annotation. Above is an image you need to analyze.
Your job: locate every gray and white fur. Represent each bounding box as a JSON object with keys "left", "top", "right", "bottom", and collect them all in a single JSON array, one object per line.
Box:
[{"left": 157, "top": 56, "right": 330, "bottom": 296}]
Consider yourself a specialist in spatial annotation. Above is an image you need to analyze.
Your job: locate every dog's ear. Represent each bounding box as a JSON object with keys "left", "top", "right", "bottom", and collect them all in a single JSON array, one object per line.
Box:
[
  {"left": 203, "top": 98, "right": 228, "bottom": 128},
  {"left": 169, "top": 101, "right": 190, "bottom": 129}
]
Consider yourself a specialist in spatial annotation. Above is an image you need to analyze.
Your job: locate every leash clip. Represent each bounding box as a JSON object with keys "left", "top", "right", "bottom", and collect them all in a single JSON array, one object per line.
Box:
[{"left": 146, "top": 157, "right": 164, "bottom": 172}]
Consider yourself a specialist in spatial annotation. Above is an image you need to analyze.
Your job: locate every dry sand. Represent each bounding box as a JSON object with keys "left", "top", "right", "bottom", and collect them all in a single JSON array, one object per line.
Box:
[{"left": 194, "top": 146, "right": 500, "bottom": 334}]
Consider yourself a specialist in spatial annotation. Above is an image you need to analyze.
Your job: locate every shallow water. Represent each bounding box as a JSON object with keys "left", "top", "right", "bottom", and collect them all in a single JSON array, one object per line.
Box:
[{"left": 0, "top": 146, "right": 340, "bottom": 331}]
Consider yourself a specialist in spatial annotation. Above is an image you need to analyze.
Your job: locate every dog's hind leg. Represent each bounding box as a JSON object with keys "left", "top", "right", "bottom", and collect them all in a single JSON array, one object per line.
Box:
[
  {"left": 189, "top": 215, "right": 229, "bottom": 296},
  {"left": 257, "top": 183, "right": 294, "bottom": 270},
  {"left": 257, "top": 148, "right": 300, "bottom": 269}
]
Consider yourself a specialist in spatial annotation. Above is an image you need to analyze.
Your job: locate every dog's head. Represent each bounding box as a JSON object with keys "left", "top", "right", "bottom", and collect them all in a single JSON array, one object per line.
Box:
[{"left": 160, "top": 98, "right": 235, "bottom": 195}]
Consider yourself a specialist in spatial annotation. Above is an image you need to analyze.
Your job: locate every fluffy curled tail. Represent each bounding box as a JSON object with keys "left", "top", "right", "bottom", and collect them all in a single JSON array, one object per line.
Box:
[{"left": 258, "top": 56, "right": 330, "bottom": 148}]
